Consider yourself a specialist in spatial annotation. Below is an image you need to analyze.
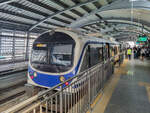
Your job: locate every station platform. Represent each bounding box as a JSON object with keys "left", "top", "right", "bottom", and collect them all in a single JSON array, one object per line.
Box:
[
  {"left": 0, "top": 61, "right": 28, "bottom": 73},
  {"left": 89, "top": 58, "right": 150, "bottom": 113}
]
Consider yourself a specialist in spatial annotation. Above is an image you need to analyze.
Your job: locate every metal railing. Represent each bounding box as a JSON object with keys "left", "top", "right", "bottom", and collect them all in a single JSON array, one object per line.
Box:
[{"left": 3, "top": 54, "right": 124, "bottom": 113}]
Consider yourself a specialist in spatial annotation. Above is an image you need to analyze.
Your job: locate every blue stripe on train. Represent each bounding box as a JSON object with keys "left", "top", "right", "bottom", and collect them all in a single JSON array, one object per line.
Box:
[{"left": 28, "top": 66, "right": 76, "bottom": 87}]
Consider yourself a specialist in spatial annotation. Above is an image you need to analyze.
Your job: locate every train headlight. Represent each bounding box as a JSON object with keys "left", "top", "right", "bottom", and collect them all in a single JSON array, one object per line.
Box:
[
  {"left": 59, "top": 76, "right": 65, "bottom": 82},
  {"left": 29, "top": 72, "right": 34, "bottom": 79},
  {"left": 65, "top": 82, "right": 69, "bottom": 86},
  {"left": 34, "top": 72, "right": 37, "bottom": 77}
]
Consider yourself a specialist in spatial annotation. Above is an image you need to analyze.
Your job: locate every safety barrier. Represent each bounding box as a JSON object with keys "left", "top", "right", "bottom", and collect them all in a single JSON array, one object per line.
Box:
[{"left": 3, "top": 54, "right": 124, "bottom": 113}]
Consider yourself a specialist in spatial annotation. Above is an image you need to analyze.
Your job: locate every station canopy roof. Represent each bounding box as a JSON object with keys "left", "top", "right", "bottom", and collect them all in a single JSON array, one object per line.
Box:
[{"left": 1, "top": 0, "right": 150, "bottom": 41}]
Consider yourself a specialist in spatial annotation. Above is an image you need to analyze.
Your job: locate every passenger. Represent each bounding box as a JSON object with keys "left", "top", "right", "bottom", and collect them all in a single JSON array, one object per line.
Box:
[
  {"left": 137, "top": 47, "right": 141, "bottom": 59},
  {"left": 127, "top": 48, "right": 132, "bottom": 60},
  {"left": 133, "top": 47, "right": 137, "bottom": 59},
  {"left": 125, "top": 48, "right": 128, "bottom": 59},
  {"left": 141, "top": 47, "right": 145, "bottom": 61},
  {"left": 145, "top": 47, "right": 149, "bottom": 57}
]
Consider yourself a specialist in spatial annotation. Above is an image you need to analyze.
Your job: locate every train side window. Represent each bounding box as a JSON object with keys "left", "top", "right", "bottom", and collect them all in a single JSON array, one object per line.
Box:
[
  {"left": 110, "top": 45, "right": 114, "bottom": 57},
  {"left": 80, "top": 47, "right": 90, "bottom": 72},
  {"left": 80, "top": 44, "right": 103, "bottom": 72},
  {"left": 114, "top": 46, "right": 118, "bottom": 55},
  {"left": 106, "top": 43, "right": 110, "bottom": 58},
  {"left": 103, "top": 44, "right": 109, "bottom": 61},
  {"left": 98, "top": 47, "right": 103, "bottom": 62},
  {"left": 89, "top": 44, "right": 101, "bottom": 67}
]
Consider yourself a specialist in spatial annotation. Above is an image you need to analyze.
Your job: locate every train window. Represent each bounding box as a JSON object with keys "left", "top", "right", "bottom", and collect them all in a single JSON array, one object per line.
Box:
[
  {"left": 110, "top": 45, "right": 114, "bottom": 57},
  {"left": 90, "top": 44, "right": 102, "bottom": 67},
  {"left": 98, "top": 47, "right": 103, "bottom": 61},
  {"left": 114, "top": 46, "right": 118, "bottom": 55},
  {"left": 80, "top": 47, "right": 90, "bottom": 72},
  {"left": 31, "top": 32, "right": 75, "bottom": 73},
  {"left": 103, "top": 44, "right": 109, "bottom": 61},
  {"left": 50, "top": 44, "right": 73, "bottom": 66},
  {"left": 31, "top": 43, "right": 74, "bottom": 73},
  {"left": 31, "top": 50, "right": 48, "bottom": 64}
]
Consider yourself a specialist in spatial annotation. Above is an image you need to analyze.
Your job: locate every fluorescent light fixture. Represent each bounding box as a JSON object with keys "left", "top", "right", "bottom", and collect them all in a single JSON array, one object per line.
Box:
[{"left": 129, "top": 0, "right": 146, "bottom": 1}]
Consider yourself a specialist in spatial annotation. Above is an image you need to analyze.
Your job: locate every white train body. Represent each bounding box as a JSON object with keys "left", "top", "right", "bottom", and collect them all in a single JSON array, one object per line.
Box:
[{"left": 27, "top": 29, "right": 120, "bottom": 89}]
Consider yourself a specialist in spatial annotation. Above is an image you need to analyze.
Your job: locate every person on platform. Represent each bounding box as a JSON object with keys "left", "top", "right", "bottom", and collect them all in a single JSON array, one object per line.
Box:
[
  {"left": 133, "top": 47, "right": 137, "bottom": 59},
  {"left": 137, "top": 47, "right": 141, "bottom": 59},
  {"left": 127, "top": 48, "right": 132, "bottom": 60},
  {"left": 141, "top": 47, "right": 145, "bottom": 61}
]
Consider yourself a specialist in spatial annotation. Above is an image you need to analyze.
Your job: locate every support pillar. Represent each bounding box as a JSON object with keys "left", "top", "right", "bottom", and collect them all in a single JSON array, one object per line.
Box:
[{"left": 25, "top": 31, "right": 30, "bottom": 60}]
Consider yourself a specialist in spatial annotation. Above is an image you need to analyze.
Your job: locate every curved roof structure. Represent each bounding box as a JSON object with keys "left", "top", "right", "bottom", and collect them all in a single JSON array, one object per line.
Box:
[{"left": 0, "top": 0, "right": 150, "bottom": 40}]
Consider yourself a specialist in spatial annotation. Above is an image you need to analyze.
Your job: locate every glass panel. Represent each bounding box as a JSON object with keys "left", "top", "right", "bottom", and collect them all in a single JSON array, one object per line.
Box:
[
  {"left": 31, "top": 50, "right": 47, "bottom": 64},
  {"left": 31, "top": 43, "right": 74, "bottom": 73},
  {"left": 51, "top": 44, "right": 72, "bottom": 66}
]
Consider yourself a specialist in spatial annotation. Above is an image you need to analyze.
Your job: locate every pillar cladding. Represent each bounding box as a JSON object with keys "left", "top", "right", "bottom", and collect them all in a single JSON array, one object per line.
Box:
[
  {"left": 25, "top": 32, "right": 30, "bottom": 60},
  {"left": 24, "top": 84, "right": 39, "bottom": 97}
]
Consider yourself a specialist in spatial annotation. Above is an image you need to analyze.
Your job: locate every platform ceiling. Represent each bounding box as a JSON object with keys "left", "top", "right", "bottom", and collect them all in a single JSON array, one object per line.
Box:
[{"left": 0, "top": 0, "right": 150, "bottom": 41}]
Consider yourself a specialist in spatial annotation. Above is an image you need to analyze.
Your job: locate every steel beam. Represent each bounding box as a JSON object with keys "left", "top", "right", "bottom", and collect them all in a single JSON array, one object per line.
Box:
[
  {"left": 78, "top": 17, "right": 150, "bottom": 32},
  {"left": 0, "top": 0, "right": 17, "bottom": 6},
  {"left": 29, "top": 0, "right": 98, "bottom": 31},
  {"left": 70, "top": 0, "right": 150, "bottom": 28}
]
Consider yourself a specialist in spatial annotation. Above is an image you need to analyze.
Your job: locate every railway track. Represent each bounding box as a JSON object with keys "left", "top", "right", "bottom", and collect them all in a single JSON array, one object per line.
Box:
[
  {"left": 0, "top": 87, "right": 25, "bottom": 105},
  {"left": 0, "top": 81, "right": 26, "bottom": 104},
  {"left": 0, "top": 70, "right": 27, "bottom": 105}
]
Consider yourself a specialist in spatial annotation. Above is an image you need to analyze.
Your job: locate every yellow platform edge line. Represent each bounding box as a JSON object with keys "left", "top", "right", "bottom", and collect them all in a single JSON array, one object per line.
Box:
[
  {"left": 139, "top": 82, "right": 150, "bottom": 103},
  {"left": 86, "top": 92, "right": 103, "bottom": 113},
  {"left": 86, "top": 60, "right": 127, "bottom": 113},
  {"left": 146, "top": 87, "right": 150, "bottom": 103}
]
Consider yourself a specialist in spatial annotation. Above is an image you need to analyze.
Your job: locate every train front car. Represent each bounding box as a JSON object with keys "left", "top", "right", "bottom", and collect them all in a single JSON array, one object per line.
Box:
[{"left": 27, "top": 30, "right": 80, "bottom": 89}]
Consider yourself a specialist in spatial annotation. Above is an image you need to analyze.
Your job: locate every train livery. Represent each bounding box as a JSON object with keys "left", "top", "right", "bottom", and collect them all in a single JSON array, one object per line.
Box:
[{"left": 27, "top": 29, "right": 121, "bottom": 89}]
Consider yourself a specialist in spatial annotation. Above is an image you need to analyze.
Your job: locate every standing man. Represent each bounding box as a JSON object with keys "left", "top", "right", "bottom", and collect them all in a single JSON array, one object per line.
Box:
[
  {"left": 141, "top": 47, "right": 145, "bottom": 61},
  {"left": 127, "top": 48, "right": 132, "bottom": 60}
]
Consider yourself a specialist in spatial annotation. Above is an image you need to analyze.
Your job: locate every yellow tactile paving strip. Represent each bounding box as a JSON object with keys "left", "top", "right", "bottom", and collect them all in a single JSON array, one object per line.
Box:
[{"left": 139, "top": 82, "right": 150, "bottom": 103}]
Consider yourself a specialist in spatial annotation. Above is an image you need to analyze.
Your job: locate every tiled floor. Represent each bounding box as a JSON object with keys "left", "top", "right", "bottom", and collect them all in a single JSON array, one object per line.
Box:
[{"left": 91, "top": 59, "right": 150, "bottom": 113}]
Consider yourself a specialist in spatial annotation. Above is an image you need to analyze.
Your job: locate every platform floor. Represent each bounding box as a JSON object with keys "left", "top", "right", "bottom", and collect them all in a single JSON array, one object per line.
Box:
[
  {"left": 0, "top": 61, "right": 28, "bottom": 72},
  {"left": 90, "top": 58, "right": 150, "bottom": 113}
]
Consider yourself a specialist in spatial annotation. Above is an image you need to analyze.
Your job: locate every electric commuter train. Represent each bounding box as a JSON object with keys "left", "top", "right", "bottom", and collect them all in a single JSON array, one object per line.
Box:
[{"left": 27, "top": 29, "right": 121, "bottom": 89}]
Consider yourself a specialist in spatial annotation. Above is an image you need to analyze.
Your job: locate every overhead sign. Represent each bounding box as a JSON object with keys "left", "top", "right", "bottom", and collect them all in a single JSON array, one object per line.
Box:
[{"left": 137, "top": 36, "right": 147, "bottom": 42}]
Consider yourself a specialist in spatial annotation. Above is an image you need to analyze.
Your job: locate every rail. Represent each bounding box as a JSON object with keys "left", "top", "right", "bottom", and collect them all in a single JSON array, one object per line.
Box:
[{"left": 3, "top": 53, "right": 124, "bottom": 113}]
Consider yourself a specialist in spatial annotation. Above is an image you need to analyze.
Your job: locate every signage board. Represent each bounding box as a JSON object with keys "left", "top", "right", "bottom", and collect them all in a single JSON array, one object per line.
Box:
[{"left": 137, "top": 36, "right": 147, "bottom": 42}]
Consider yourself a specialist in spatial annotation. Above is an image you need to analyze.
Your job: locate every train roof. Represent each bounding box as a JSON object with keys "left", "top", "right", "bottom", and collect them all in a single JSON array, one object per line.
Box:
[
  {"left": 55, "top": 28, "right": 118, "bottom": 44},
  {"left": 39, "top": 28, "right": 119, "bottom": 45}
]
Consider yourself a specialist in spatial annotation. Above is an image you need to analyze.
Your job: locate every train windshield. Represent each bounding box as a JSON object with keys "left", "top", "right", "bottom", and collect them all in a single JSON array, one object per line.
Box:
[
  {"left": 31, "top": 43, "right": 74, "bottom": 73},
  {"left": 31, "top": 50, "right": 47, "bottom": 64},
  {"left": 51, "top": 44, "right": 72, "bottom": 66}
]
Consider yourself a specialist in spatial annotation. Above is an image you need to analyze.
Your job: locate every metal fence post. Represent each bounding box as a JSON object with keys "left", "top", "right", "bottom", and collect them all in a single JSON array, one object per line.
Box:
[
  {"left": 60, "top": 86, "right": 63, "bottom": 113},
  {"left": 88, "top": 70, "right": 91, "bottom": 112},
  {"left": 102, "top": 63, "right": 105, "bottom": 89}
]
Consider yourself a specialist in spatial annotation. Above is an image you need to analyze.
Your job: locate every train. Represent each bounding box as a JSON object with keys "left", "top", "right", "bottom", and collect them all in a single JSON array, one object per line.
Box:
[{"left": 27, "top": 29, "right": 121, "bottom": 90}]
